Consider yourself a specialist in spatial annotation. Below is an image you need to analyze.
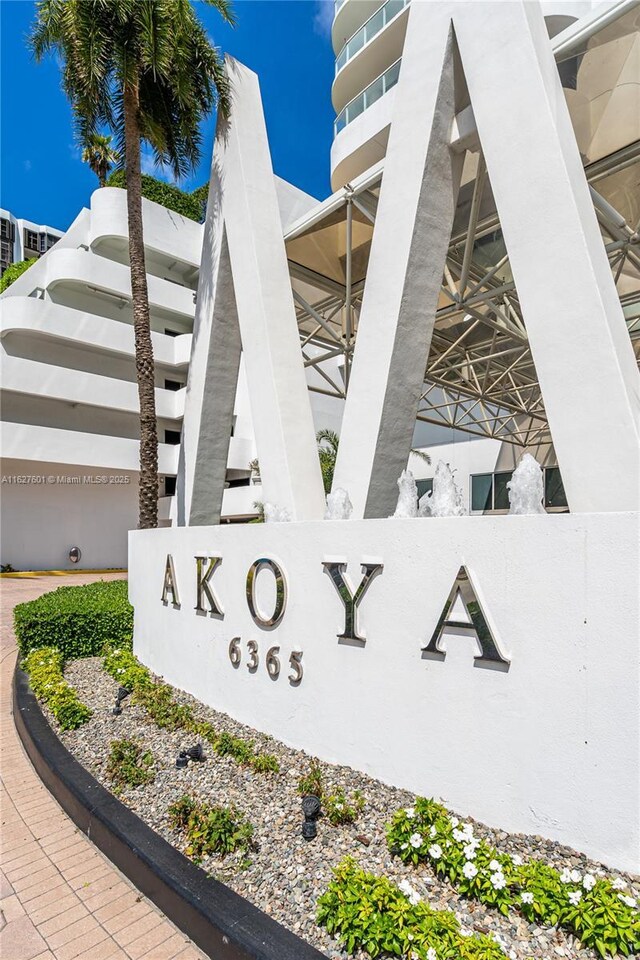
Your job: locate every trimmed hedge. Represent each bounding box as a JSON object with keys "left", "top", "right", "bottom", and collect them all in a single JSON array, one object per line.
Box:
[
  {"left": 105, "top": 170, "right": 207, "bottom": 222},
  {"left": 15, "top": 580, "right": 133, "bottom": 659}
]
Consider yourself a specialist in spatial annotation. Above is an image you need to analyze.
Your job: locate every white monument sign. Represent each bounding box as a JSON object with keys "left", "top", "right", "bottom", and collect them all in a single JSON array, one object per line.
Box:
[{"left": 130, "top": 1, "right": 640, "bottom": 873}]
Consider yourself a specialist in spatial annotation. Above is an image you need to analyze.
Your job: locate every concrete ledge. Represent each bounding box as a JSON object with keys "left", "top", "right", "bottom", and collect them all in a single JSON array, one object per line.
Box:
[{"left": 12, "top": 667, "right": 324, "bottom": 960}]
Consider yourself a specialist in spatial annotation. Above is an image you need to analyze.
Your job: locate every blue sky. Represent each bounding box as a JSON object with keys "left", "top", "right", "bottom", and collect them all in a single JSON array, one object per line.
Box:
[{"left": 1, "top": 0, "right": 336, "bottom": 231}]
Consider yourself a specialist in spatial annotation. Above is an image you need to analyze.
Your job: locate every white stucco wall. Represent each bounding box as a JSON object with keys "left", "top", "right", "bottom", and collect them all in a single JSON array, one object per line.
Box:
[
  {"left": 1, "top": 460, "right": 137, "bottom": 570},
  {"left": 130, "top": 512, "right": 640, "bottom": 872}
]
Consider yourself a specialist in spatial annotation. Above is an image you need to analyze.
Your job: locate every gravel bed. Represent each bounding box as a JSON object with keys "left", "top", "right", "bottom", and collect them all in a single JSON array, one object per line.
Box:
[{"left": 49, "top": 657, "right": 638, "bottom": 960}]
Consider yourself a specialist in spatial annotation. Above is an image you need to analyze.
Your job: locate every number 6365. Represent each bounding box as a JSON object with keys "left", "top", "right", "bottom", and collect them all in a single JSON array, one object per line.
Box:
[{"left": 228, "top": 637, "right": 303, "bottom": 684}]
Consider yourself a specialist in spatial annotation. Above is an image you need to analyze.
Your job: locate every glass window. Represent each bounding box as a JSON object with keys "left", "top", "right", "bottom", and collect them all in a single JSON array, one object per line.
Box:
[
  {"left": 385, "top": 59, "right": 401, "bottom": 91},
  {"left": 164, "top": 429, "right": 181, "bottom": 445},
  {"left": 416, "top": 478, "right": 433, "bottom": 500},
  {"left": 471, "top": 474, "right": 492, "bottom": 512},
  {"left": 545, "top": 467, "right": 568, "bottom": 508},
  {"left": 164, "top": 476, "right": 177, "bottom": 497},
  {"left": 494, "top": 471, "right": 513, "bottom": 510},
  {"left": 24, "top": 229, "right": 38, "bottom": 251}
]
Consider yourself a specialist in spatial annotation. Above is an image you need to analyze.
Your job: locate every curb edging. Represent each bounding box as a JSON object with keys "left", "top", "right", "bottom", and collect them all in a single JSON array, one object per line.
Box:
[{"left": 12, "top": 667, "right": 325, "bottom": 960}]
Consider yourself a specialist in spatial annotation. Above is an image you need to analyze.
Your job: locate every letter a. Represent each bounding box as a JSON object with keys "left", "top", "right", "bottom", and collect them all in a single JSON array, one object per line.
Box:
[
  {"left": 161, "top": 554, "right": 180, "bottom": 608},
  {"left": 422, "top": 566, "right": 509, "bottom": 666}
]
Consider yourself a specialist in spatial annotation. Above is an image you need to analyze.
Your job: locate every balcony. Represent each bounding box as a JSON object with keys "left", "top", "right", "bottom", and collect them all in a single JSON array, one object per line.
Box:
[
  {"left": 335, "top": 58, "right": 401, "bottom": 134},
  {"left": 335, "top": 0, "right": 409, "bottom": 74}
]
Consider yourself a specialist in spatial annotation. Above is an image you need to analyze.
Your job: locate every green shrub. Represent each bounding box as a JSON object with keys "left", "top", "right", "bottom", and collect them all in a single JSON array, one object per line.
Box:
[
  {"left": 105, "top": 169, "right": 207, "bottom": 222},
  {"left": 386, "top": 798, "right": 640, "bottom": 957},
  {"left": 249, "top": 752, "right": 279, "bottom": 774},
  {"left": 298, "top": 759, "right": 324, "bottom": 798},
  {"left": 0, "top": 257, "right": 37, "bottom": 294},
  {"left": 106, "top": 738, "right": 155, "bottom": 788},
  {"left": 24, "top": 647, "right": 92, "bottom": 730},
  {"left": 325, "top": 788, "right": 365, "bottom": 826},
  {"left": 103, "top": 647, "right": 152, "bottom": 691},
  {"left": 15, "top": 580, "right": 132, "bottom": 659},
  {"left": 168, "top": 794, "right": 254, "bottom": 862},
  {"left": 317, "top": 857, "right": 506, "bottom": 959}
]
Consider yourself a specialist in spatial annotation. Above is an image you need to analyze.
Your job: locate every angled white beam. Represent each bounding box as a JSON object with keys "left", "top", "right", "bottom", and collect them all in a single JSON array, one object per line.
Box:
[
  {"left": 452, "top": 0, "right": 639, "bottom": 512},
  {"left": 334, "top": 0, "right": 639, "bottom": 517},
  {"left": 176, "top": 58, "right": 326, "bottom": 525},
  {"left": 332, "top": 4, "right": 464, "bottom": 518},
  {"left": 219, "top": 58, "right": 325, "bottom": 521}
]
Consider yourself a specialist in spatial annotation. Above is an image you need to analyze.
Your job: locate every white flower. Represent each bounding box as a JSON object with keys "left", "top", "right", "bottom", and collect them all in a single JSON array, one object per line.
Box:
[
  {"left": 612, "top": 877, "right": 626, "bottom": 890},
  {"left": 511, "top": 854, "right": 523, "bottom": 867},
  {"left": 560, "top": 868, "right": 572, "bottom": 884},
  {"left": 582, "top": 874, "right": 596, "bottom": 891},
  {"left": 429, "top": 825, "right": 437, "bottom": 839},
  {"left": 452, "top": 829, "right": 466, "bottom": 843},
  {"left": 400, "top": 843, "right": 408, "bottom": 850},
  {"left": 335, "top": 802, "right": 344, "bottom": 810},
  {"left": 463, "top": 861, "right": 478, "bottom": 879},
  {"left": 428, "top": 843, "right": 443, "bottom": 860},
  {"left": 463, "top": 844, "right": 477, "bottom": 860},
  {"left": 489, "top": 859, "right": 501, "bottom": 871},
  {"left": 490, "top": 871, "right": 506, "bottom": 890},
  {"left": 404, "top": 806, "right": 415, "bottom": 819},
  {"left": 398, "top": 879, "right": 421, "bottom": 905},
  {"left": 427, "top": 949, "right": 437, "bottom": 960},
  {"left": 521, "top": 892, "right": 534, "bottom": 905},
  {"left": 568, "top": 890, "right": 582, "bottom": 906},
  {"left": 409, "top": 832, "right": 423, "bottom": 849},
  {"left": 618, "top": 894, "right": 637, "bottom": 908},
  {"left": 461, "top": 823, "right": 475, "bottom": 840},
  {"left": 449, "top": 816, "right": 459, "bottom": 828},
  {"left": 570, "top": 869, "right": 581, "bottom": 884}
]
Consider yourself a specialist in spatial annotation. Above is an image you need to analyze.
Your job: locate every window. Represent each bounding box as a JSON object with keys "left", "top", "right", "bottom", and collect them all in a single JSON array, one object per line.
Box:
[
  {"left": 471, "top": 466, "right": 566, "bottom": 512},
  {"left": 1, "top": 218, "right": 14, "bottom": 242},
  {"left": 164, "top": 328, "right": 180, "bottom": 338},
  {"left": 164, "top": 476, "right": 177, "bottom": 497},
  {"left": 24, "top": 229, "right": 38, "bottom": 251},
  {"left": 225, "top": 476, "right": 251, "bottom": 488},
  {"left": 416, "top": 478, "right": 433, "bottom": 500},
  {"left": 471, "top": 474, "right": 492, "bottom": 512},
  {"left": 164, "top": 429, "right": 181, "bottom": 445},
  {"left": 544, "top": 467, "right": 567, "bottom": 509},
  {"left": 164, "top": 379, "right": 182, "bottom": 392},
  {"left": 493, "top": 471, "right": 513, "bottom": 510}
]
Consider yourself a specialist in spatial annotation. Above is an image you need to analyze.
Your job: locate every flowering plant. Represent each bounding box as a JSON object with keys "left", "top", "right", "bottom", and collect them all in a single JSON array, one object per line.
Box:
[
  {"left": 324, "top": 788, "right": 365, "bottom": 826},
  {"left": 316, "top": 857, "right": 506, "bottom": 959},
  {"left": 24, "top": 646, "right": 92, "bottom": 730},
  {"left": 386, "top": 799, "right": 640, "bottom": 957}
]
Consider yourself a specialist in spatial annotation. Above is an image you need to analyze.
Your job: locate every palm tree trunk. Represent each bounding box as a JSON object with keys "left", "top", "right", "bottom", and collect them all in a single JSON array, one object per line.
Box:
[{"left": 124, "top": 80, "right": 158, "bottom": 528}]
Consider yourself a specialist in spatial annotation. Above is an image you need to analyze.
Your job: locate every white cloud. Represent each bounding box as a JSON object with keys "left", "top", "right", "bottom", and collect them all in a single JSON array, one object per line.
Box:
[
  {"left": 23, "top": 160, "right": 32, "bottom": 172},
  {"left": 313, "top": 0, "right": 333, "bottom": 37}
]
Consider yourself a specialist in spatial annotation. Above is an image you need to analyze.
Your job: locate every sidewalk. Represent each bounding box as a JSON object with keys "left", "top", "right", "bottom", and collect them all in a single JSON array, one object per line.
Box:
[{"left": 0, "top": 573, "right": 207, "bottom": 960}]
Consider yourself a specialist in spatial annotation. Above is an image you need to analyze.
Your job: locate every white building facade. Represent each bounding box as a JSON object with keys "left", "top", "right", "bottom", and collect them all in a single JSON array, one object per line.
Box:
[{"left": 1, "top": 209, "right": 63, "bottom": 276}]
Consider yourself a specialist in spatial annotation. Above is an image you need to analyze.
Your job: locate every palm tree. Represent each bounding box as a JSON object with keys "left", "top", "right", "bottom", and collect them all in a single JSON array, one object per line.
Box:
[
  {"left": 316, "top": 428, "right": 340, "bottom": 494},
  {"left": 31, "top": 0, "right": 234, "bottom": 528},
  {"left": 81, "top": 132, "right": 120, "bottom": 187}
]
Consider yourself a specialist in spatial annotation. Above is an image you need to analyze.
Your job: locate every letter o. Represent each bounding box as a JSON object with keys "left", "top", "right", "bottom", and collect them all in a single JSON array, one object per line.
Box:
[{"left": 246, "top": 558, "right": 287, "bottom": 628}]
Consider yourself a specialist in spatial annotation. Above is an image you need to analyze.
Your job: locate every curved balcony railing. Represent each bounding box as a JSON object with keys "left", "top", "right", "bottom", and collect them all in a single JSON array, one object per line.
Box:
[
  {"left": 334, "top": 57, "right": 401, "bottom": 134},
  {"left": 335, "top": 0, "right": 409, "bottom": 74}
]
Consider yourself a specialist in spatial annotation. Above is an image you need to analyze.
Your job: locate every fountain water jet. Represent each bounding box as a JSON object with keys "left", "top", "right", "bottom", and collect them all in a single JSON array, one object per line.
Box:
[
  {"left": 393, "top": 470, "right": 418, "bottom": 518},
  {"left": 422, "top": 461, "right": 466, "bottom": 517},
  {"left": 507, "top": 454, "right": 546, "bottom": 515},
  {"left": 325, "top": 488, "right": 353, "bottom": 520}
]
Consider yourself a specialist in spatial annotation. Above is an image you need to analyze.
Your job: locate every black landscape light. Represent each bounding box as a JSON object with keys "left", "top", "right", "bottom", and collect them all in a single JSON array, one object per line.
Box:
[
  {"left": 112, "top": 687, "right": 131, "bottom": 716},
  {"left": 301, "top": 795, "right": 321, "bottom": 840},
  {"left": 176, "top": 743, "right": 204, "bottom": 768}
]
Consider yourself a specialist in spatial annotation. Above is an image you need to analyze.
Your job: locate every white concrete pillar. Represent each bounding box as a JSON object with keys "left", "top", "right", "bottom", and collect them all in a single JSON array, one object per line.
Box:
[
  {"left": 332, "top": 6, "right": 464, "bottom": 518},
  {"left": 177, "top": 58, "right": 326, "bottom": 525}
]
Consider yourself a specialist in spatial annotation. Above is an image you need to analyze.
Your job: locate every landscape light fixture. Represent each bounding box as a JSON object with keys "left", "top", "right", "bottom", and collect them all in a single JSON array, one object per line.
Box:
[
  {"left": 112, "top": 686, "right": 131, "bottom": 716},
  {"left": 301, "top": 795, "right": 321, "bottom": 840},
  {"left": 69, "top": 546, "right": 81, "bottom": 564},
  {"left": 176, "top": 743, "right": 204, "bottom": 768}
]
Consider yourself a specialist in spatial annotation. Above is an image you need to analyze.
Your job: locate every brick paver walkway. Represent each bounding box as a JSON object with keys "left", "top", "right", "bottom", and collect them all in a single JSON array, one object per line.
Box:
[{"left": 0, "top": 574, "right": 208, "bottom": 960}]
